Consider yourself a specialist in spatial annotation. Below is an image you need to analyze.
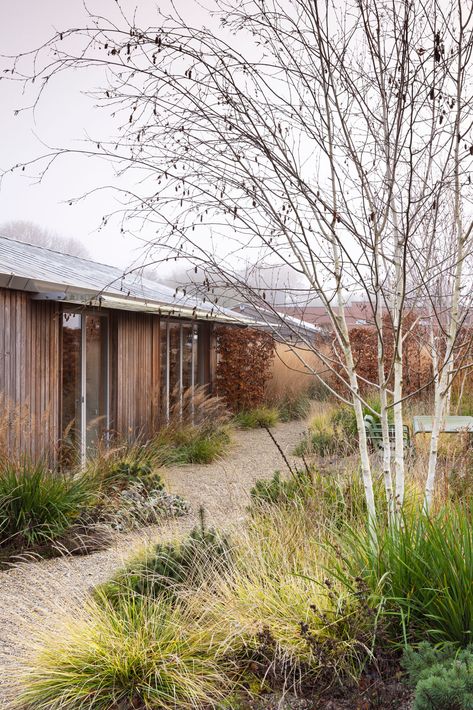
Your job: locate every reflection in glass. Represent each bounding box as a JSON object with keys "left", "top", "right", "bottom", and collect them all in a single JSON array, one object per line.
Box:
[
  {"left": 160, "top": 321, "right": 199, "bottom": 423},
  {"left": 182, "top": 325, "right": 193, "bottom": 391},
  {"left": 85, "top": 315, "right": 108, "bottom": 451},
  {"left": 168, "top": 323, "right": 181, "bottom": 413},
  {"left": 61, "top": 313, "right": 82, "bottom": 466},
  {"left": 61, "top": 312, "right": 109, "bottom": 465},
  {"left": 160, "top": 322, "right": 169, "bottom": 423}
]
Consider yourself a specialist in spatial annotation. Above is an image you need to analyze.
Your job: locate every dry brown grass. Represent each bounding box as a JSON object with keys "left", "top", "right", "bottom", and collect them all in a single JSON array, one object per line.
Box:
[
  {"left": 408, "top": 430, "right": 473, "bottom": 505},
  {"left": 167, "top": 385, "right": 230, "bottom": 431}
]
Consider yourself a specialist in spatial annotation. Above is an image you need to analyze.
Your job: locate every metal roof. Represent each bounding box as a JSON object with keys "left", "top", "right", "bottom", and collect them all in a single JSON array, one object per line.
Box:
[
  {"left": 233, "top": 303, "right": 322, "bottom": 340},
  {"left": 0, "top": 235, "right": 249, "bottom": 324}
]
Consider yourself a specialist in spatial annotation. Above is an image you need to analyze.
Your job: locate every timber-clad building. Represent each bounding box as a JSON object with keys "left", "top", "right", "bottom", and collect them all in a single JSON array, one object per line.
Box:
[{"left": 0, "top": 235, "right": 249, "bottom": 463}]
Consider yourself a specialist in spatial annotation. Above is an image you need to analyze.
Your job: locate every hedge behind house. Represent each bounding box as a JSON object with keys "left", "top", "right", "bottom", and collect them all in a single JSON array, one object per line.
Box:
[
  {"left": 216, "top": 327, "right": 275, "bottom": 411},
  {"left": 332, "top": 313, "right": 433, "bottom": 397}
]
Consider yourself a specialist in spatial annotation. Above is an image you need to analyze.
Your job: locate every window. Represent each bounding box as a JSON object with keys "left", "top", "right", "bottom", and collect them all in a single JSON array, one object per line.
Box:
[
  {"left": 159, "top": 321, "right": 199, "bottom": 423},
  {"left": 61, "top": 312, "right": 109, "bottom": 465}
]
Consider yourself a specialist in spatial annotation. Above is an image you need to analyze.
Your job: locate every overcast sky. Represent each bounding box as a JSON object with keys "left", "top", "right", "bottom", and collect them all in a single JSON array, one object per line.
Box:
[{"left": 0, "top": 0, "right": 212, "bottom": 270}]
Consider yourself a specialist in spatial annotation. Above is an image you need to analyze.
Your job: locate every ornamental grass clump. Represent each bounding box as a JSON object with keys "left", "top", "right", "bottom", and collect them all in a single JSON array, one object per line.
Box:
[
  {"left": 234, "top": 406, "right": 279, "bottom": 429},
  {"left": 195, "top": 501, "right": 379, "bottom": 692},
  {"left": 249, "top": 466, "right": 376, "bottom": 531},
  {"left": 338, "top": 503, "right": 473, "bottom": 646},
  {"left": 17, "top": 477, "right": 382, "bottom": 706},
  {"left": 18, "top": 596, "right": 229, "bottom": 710},
  {"left": 151, "top": 386, "right": 231, "bottom": 465},
  {"left": 87, "top": 387, "right": 231, "bottom": 477},
  {"left": 151, "top": 425, "right": 231, "bottom": 465},
  {"left": 294, "top": 410, "right": 352, "bottom": 457},
  {"left": 0, "top": 458, "right": 97, "bottom": 551},
  {"left": 250, "top": 469, "right": 314, "bottom": 506},
  {"left": 275, "top": 391, "right": 311, "bottom": 422},
  {"left": 85, "top": 438, "right": 163, "bottom": 492}
]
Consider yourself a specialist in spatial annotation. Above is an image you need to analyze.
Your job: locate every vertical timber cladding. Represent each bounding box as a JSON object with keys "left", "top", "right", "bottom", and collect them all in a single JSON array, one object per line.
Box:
[
  {"left": 112, "top": 310, "right": 161, "bottom": 438},
  {"left": 0, "top": 287, "right": 60, "bottom": 460}
]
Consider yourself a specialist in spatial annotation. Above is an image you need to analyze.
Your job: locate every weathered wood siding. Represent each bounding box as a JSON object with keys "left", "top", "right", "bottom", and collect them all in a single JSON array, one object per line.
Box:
[
  {"left": 111, "top": 312, "right": 161, "bottom": 438},
  {"left": 0, "top": 291, "right": 217, "bottom": 458},
  {"left": 0, "top": 288, "right": 60, "bottom": 460}
]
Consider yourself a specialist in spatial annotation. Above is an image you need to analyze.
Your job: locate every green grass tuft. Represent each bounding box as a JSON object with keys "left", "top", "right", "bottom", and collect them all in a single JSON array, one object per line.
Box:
[
  {"left": 234, "top": 406, "right": 279, "bottom": 429},
  {"left": 249, "top": 469, "right": 313, "bottom": 506},
  {"left": 151, "top": 427, "right": 231, "bottom": 466},
  {"left": 337, "top": 503, "right": 473, "bottom": 646},
  {"left": 0, "top": 459, "right": 97, "bottom": 550}
]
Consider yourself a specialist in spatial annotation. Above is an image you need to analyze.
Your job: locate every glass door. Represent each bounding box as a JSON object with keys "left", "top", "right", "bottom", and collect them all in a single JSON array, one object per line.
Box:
[
  {"left": 61, "top": 313, "right": 82, "bottom": 466},
  {"left": 85, "top": 315, "right": 109, "bottom": 453},
  {"left": 160, "top": 321, "right": 198, "bottom": 423},
  {"left": 61, "top": 312, "right": 109, "bottom": 465}
]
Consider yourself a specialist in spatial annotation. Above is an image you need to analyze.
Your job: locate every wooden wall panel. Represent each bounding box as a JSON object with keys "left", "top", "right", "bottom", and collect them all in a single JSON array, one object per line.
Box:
[
  {"left": 112, "top": 312, "right": 160, "bottom": 438},
  {"left": 0, "top": 288, "right": 60, "bottom": 461}
]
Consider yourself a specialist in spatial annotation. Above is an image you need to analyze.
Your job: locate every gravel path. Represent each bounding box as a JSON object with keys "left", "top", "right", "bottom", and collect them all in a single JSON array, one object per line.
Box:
[{"left": 0, "top": 420, "right": 308, "bottom": 707}]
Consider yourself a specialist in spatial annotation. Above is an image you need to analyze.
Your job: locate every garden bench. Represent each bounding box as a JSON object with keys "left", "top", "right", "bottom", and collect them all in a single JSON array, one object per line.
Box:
[
  {"left": 364, "top": 414, "right": 410, "bottom": 450},
  {"left": 412, "top": 415, "right": 473, "bottom": 435}
]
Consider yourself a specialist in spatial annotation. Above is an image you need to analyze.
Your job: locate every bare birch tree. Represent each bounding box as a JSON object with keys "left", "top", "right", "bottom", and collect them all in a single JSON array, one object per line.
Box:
[{"left": 3, "top": 0, "right": 473, "bottom": 524}]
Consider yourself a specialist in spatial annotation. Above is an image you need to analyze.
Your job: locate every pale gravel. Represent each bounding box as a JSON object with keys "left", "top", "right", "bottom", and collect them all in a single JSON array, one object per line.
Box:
[{"left": 0, "top": 420, "right": 308, "bottom": 708}]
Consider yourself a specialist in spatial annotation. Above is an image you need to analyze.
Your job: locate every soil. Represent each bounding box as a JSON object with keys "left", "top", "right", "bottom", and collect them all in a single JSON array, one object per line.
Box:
[
  {"left": 245, "top": 680, "right": 413, "bottom": 709},
  {"left": 237, "top": 666, "right": 413, "bottom": 709}
]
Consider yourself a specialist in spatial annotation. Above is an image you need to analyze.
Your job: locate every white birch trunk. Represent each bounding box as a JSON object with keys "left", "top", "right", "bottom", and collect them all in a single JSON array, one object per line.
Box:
[
  {"left": 318, "top": 38, "right": 378, "bottom": 536},
  {"left": 424, "top": 28, "right": 465, "bottom": 512},
  {"left": 375, "top": 299, "right": 394, "bottom": 521},
  {"left": 379, "top": 378, "right": 394, "bottom": 521},
  {"left": 329, "top": 228, "right": 377, "bottom": 534},
  {"left": 391, "top": 227, "right": 406, "bottom": 511},
  {"left": 345, "top": 335, "right": 378, "bottom": 536}
]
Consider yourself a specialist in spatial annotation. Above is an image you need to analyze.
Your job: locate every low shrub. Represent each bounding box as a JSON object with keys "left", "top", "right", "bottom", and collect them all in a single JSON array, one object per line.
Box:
[
  {"left": 402, "top": 642, "right": 473, "bottom": 710},
  {"left": 105, "top": 481, "right": 190, "bottom": 532},
  {"left": 339, "top": 504, "right": 473, "bottom": 646},
  {"left": 18, "top": 597, "right": 229, "bottom": 710},
  {"left": 234, "top": 406, "right": 279, "bottom": 429},
  {"left": 96, "top": 519, "right": 232, "bottom": 605},
  {"left": 102, "top": 458, "right": 157, "bottom": 487},
  {"left": 0, "top": 459, "right": 97, "bottom": 551}
]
